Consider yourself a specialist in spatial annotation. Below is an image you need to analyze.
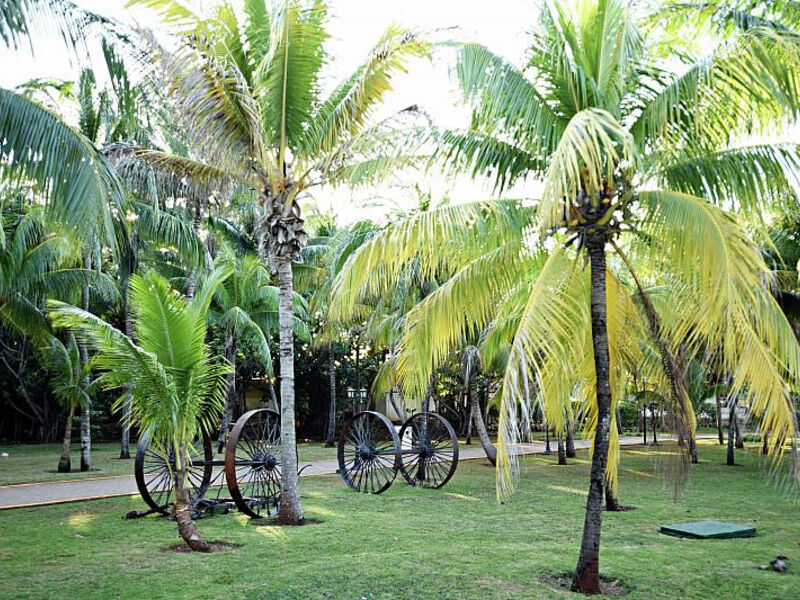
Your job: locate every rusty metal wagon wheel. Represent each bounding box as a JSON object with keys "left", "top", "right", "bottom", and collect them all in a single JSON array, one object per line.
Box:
[
  {"left": 134, "top": 430, "right": 213, "bottom": 514},
  {"left": 225, "top": 409, "right": 282, "bottom": 518},
  {"left": 338, "top": 411, "right": 401, "bottom": 494},
  {"left": 398, "top": 412, "right": 459, "bottom": 489}
]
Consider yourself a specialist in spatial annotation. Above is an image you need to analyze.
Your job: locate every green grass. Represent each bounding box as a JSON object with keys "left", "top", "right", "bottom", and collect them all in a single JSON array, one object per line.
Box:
[
  {"left": 1, "top": 440, "right": 797, "bottom": 599},
  {"left": 0, "top": 442, "right": 337, "bottom": 486}
]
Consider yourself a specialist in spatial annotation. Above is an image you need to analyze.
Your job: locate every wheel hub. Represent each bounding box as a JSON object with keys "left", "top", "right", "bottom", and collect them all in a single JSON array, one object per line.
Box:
[{"left": 357, "top": 445, "right": 374, "bottom": 460}]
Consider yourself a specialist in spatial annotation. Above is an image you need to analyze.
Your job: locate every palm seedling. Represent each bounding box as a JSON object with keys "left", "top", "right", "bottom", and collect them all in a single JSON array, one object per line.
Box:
[{"left": 49, "top": 271, "right": 229, "bottom": 551}]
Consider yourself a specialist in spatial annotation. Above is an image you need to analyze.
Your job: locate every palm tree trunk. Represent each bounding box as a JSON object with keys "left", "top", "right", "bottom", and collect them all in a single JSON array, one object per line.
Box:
[
  {"left": 734, "top": 410, "right": 744, "bottom": 449},
  {"left": 605, "top": 486, "right": 620, "bottom": 511},
  {"left": 572, "top": 234, "right": 612, "bottom": 595},
  {"left": 79, "top": 252, "right": 91, "bottom": 472},
  {"left": 716, "top": 396, "right": 724, "bottom": 444},
  {"left": 544, "top": 425, "right": 552, "bottom": 455},
  {"left": 57, "top": 403, "right": 74, "bottom": 473},
  {"left": 119, "top": 294, "right": 133, "bottom": 459},
  {"left": 566, "top": 420, "right": 576, "bottom": 458},
  {"left": 727, "top": 398, "right": 737, "bottom": 466},
  {"left": 689, "top": 431, "right": 698, "bottom": 464},
  {"left": 557, "top": 437, "right": 567, "bottom": 465},
  {"left": 276, "top": 259, "right": 303, "bottom": 525},
  {"left": 762, "top": 432, "right": 769, "bottom": 455},
  {"left": 325, "top": 344, "right": 336, "bottom": 447},
  {"left": 218, "top": 330, "right": 236, "bottom": 453},
  {"left": 470, "top": 379, "right": 496, "bottom": 465},
  {"left": 642, "top": 404, "right": 647, "bottom": 445},
  {"left": 174, "top": 442, "right": 211, "bottom": 552},
  {"left": 651, "top": 403, "right": 657, "bottom": 445},
  {"left": 465, "top": 401, "right": 474, "bottom": 444}
]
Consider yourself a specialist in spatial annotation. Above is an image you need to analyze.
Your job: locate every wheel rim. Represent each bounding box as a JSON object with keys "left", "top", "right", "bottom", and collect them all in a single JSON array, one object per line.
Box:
[
  {"left": 399, "top": 412, "right": 459, "bottom": 489},
  {"left": 225, "top": 409, "right": 282, "bottom": 518},
  {"left": 337, "top": 411, "right": 400, "bottom": 494},
  {"left": 134, "top": 431, "right": 212, "bottom": 514}
]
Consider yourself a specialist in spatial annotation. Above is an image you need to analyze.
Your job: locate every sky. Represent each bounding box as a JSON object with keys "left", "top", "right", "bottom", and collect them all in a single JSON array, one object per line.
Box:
[{"left": 0, "top": 0, "right": 539, "bottom": 224}]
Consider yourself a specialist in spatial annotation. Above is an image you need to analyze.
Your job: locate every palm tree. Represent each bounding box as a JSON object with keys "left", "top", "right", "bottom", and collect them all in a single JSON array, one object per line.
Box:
[
  {"left": 41, "top": 334, "right": 95, "bottom": 472},
  {"left": 462, "top": 345, "right": 496, "bottom": 465},
  {"left": 130, "top": 0, "right": 428, "bottom": 524},
  {"left": 209, "top": 246, "right": 310, "bottom": 450},
  {"left": 49, "top": 271, "right": 229, "bottom": 551},
  {"left": 331, "top": 0, "right": 800, "bottom": 592}
]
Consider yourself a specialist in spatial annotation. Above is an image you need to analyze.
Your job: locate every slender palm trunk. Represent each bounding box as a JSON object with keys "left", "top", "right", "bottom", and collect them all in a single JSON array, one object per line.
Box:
[
  {"left": 566, "top": 420, "right": 576, "bottom": 458},
  {"left": 689, "top": 432, "right": 698, "bottom": 464},
  {"left": 762, "top": 432, "right": 769, "bottom": 455},
  {"left": 727, "top": 398, "right": 737, "bottom": 466},
  {"left": 734, "top": 411, "right": 744, "bottom": 449},
  {"left": 615, "top": 406, "right": 623, "bottom": 434},
  {"left": 716, "top": 397, "right": 724, "bottom": 444},
  {"left": 325, "top": 344, "right": 336, "bottom": 447},
  {"left": 174, "top": 441, "right": 211, "bottom": 552},
  {"left": 57, "top": 403, "right": 75, "bottom": 472},
  {"left": 465, "top": 401, "right": 474, "bottom": 444},
  {"left": 651, "top": 404, "right": 657, "bottom": 445},
  {"left": 544, "top": 425, "right": 552, "bottom": 455},
  {"left": 79, "top": 253, "right": 91, "bottom": 472},
  {"left": 557, "top": 437, "right": 567, "bottom": 465},
  {"left": 119, "top": 294, "right": 133, "bottom": 459},
  {"left": 276, "top": 259, "right": 303, "bottom": 525},
  {"left": 470, "top": 378, "right": 496, "bottom": 465},
  {"left": 605, "top": 486, "right": 620, "bottom": 511},
  {"left": 572, "top": 235, "right": 612, "bottom": 595},
  {"left": 218, "top": 331, "right": 236, "bottom": 453},
  {"left": 642, "top": 405, "right": 647, "bottom": 444}
]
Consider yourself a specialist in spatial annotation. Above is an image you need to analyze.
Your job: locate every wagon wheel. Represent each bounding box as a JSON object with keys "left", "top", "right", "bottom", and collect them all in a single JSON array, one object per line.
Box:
[
  {"left": 399, "top": 412, "right": 459, "bottom": 489},
  {"left": 338, "top": 411, "right": 400, "bottom": 494},
  {"left": 225, "top": 409, "right": 282, "bottom": 518},
  {"left": 134, "top": 430, "right": 213, "bottom": 514}
]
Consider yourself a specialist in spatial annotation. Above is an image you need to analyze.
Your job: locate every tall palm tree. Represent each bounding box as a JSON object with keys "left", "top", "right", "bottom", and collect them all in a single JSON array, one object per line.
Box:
[
  {"left": 49, "top": 271, "right": 229, "bottom": 552},
  {"left": 331, "top": 0, "right": 800, "bottom": 592},
  {"left": 133, "top": 0, "right": 429, "bottom": 524}
]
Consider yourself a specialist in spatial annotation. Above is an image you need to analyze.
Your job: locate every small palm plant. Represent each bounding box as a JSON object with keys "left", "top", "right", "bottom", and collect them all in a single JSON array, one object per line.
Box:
[
  {"left": 49, "top": 271, "right": 229, "bottom": 552},
  {"left": 41, "top": 334, "right": 96, "bottom": 473}
]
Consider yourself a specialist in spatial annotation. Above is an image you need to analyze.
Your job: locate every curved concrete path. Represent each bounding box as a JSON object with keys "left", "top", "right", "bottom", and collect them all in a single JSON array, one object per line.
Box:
[{"left": 0, "top": 435, "right": 684, "bottom": 510}]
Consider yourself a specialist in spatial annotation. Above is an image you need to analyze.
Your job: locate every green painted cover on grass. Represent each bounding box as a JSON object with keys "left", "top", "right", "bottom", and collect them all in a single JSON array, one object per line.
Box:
[{"left": 659, "top": 520, "right": 756, "bottom": 539}]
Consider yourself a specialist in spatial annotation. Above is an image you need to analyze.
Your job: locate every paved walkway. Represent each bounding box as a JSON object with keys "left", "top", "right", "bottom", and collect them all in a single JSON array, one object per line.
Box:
[{"left": 0, "top": 435, "right": 675, "bottom": 510}]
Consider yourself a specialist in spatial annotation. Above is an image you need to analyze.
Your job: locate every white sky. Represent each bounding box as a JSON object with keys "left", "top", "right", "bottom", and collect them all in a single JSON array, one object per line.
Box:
[{"left": 0, "top": 0, "right": 539, "bottom": 225}]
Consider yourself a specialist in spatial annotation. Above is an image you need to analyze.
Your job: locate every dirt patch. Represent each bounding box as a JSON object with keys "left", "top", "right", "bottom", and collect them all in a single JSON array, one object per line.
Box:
[
  {"left": 249, "top": 516, "right": 325, "bottom": 527},
  {"left": 605, "top": 505, "right": 637, "bottom": 512},
  {"left": 160, "top": 541, "right": 241, "bottom": 553},
  {"left": 540, "top": 574, "right": 629, "bottom": 596}
]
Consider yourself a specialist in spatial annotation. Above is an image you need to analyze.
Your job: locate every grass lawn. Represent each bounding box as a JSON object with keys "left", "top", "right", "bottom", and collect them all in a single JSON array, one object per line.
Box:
[
  {"left": 1, "top": 440, "right": 798, "bottom": 599},
  {"left": 0, "top": 441, "right": 337, "bottom": 486}
]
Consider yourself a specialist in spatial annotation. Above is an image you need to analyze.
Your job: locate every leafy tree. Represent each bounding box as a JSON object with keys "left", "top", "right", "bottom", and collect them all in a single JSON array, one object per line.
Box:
[
  {"left": 132, "top": 0, "right": 428, "bottom": 524},
  {"left": 332, "top": 0, "right": 800, "bottom": 592}
]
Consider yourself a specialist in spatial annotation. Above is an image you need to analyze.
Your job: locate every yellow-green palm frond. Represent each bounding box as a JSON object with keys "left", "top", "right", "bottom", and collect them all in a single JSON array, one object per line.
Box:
[
  {"left": 454, "top": 42, "right": 566, "bottom": 169},
  {"left": 302, "top": 26, "right": 430, "bottom": 157},
  {"left": 329, "top": 200, "right": 531, "bottom": 323},
  {"left": 657, "top": 143, "right": 800, "bottom": 214},
  {"left": 539, "top": 108, "right": 635, "bottom": 230},
  {"left": 496, "top": 248, "right": 589, "bottom": 501},
  {"left": 392, "top": 242, "right": 530, "bottom": 401},
  {"left": 632, "top": 25, "right": 800, "bottom": 151}
]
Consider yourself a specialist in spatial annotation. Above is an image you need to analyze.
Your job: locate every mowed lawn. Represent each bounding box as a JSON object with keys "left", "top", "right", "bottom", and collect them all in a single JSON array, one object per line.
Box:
[
  {"left": 0, "top": 441, "right": 338, "bottom": 486},
  {"left": 1, "top": 441, "right": 798, "bottom": 599}
]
